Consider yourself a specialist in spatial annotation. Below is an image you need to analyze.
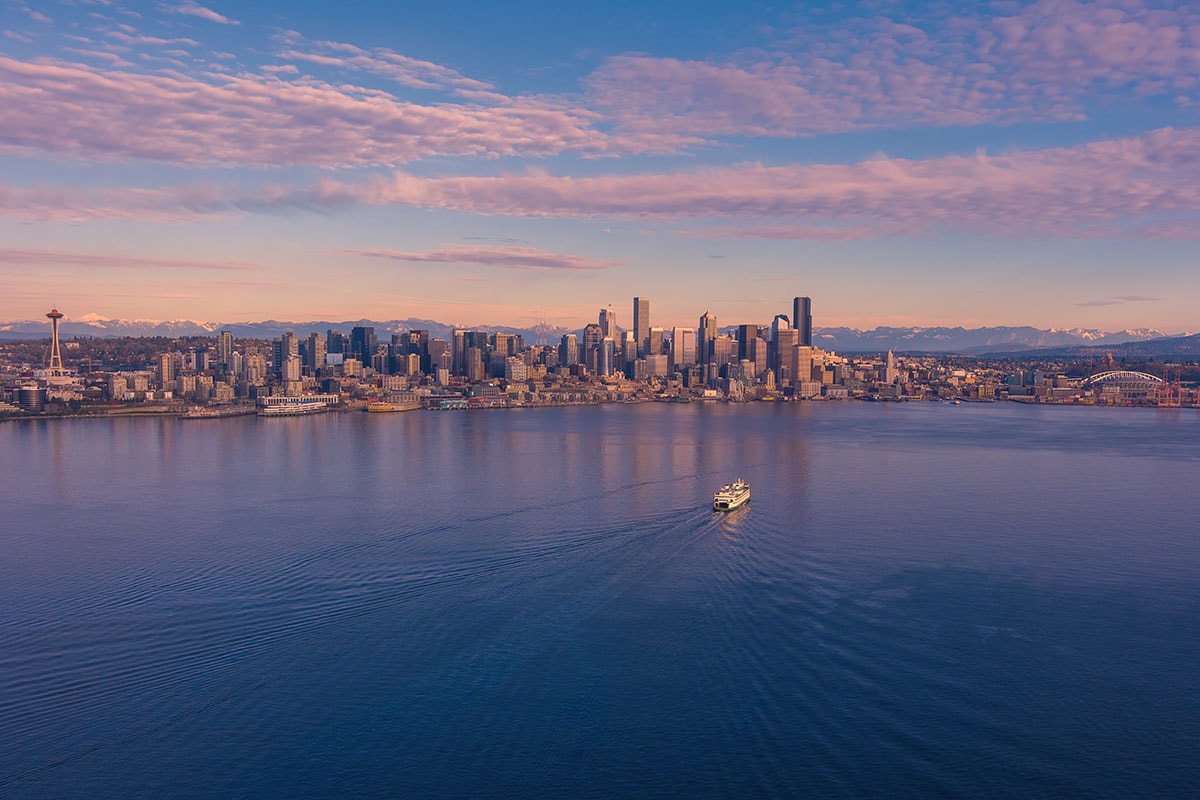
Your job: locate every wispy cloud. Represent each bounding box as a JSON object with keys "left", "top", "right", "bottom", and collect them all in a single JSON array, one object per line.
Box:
[
  {"left": 168, "top": 2, "right": 238, "bottom": 26},
  {"left": 276, "top": 127, "right": 1200, "bottom": 238},
  {"left": 22, "top": 7, "right": 50, "bottom": 24},
  {"left": 0, "top": 247, "right": 260, "bottom": 271},
  {"left": 675, "top": 224, "right": 912, "bottom": 241},
  {"left": 273, "top": 32, "right": 492, "bottom": 92},
  {"left": 1075, "top": 295, "right": 1160, "bottom": 307},
  {"left": 340, "top": 245, "right": 622, "bottom": 271},
  {"left": 6, "top": 126, "right": 1200, "bottom": 238}
]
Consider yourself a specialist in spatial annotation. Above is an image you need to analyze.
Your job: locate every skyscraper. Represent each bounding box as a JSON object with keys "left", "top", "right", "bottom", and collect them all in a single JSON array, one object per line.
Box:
[
  {"left": 698, "top": 311, "right": 718, "bottom": 364},
  {"left": 671, "top": 327, "right": 696, "bottom": 369},
  {"left": 157, "top": 352, "right": 174, "bottom": 389},
  {"left": 350, "top": 326, "right": 376, "bottom": 367},
  {"left": 326, "top": 329, "right": 345, "bottom": 354},
  {"left": 305, "top": 332, "right": 327, "bottom": 373},
  {"left": 598, "top": 337, "right": 616, "bottom": 377},
  {"left": 736, "top": 324, "right": 759, "bottom": 361},
  {"left": 633, "top": 297, "right": 649, "bottom": 357},
  {"left": 582, "top": 323, "right": 603, "bottom": 372},
  {"left": 218, "top": 330, "right": 234, "bottom": 372},
  {"left": 793, "top": 297, "right": 813, "bottom": 347},
  {"left": 559, "top": 333, "right": 579, "bottom": 367},
  {"left": 599, "top": 307, "right": 617, "bottom": 340},
  {"left": 647, "top": 327, "right": 664, "bottom": 358}
]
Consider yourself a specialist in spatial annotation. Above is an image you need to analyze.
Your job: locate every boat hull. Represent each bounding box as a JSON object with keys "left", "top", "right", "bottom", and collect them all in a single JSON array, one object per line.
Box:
[{"left": 713, "top": 479, "right": 751, "bottom": 511}]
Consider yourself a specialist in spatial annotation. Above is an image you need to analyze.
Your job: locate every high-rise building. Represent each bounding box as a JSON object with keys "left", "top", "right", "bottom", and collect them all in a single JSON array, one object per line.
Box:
[
  {"left": 452, "top": 329, "right": 466, "bottom": 374},
  {"left": 429, "top": 338, "right": 451, "bottom": 372},
  {"left": 749, "top": 338, "right": 768, "bottom": 377},
  {"left": 671, "top": 327, "right": 696, "bottom": 369},
  {"left": 274, "top": 332, "right": 299, "bottom": 378},
  {"left": 698, "top": 311, "right": 718, "bottom": 364},
  {"left": 793, "top": 297, "right": 813, "bottom": 347},
  {"left": 350, "top": 326, "right": 376, "bottom": 367},
  {"left": 281, "top": 355, "right": 303, "bottom": 383},
  {"left": 217, "top": 330, "right": 233, "bottom": 371},
  {"left": 598, "top": 337, "right": 616, "bottom": 377},
  {"left": 713, "top": 335, "right": 735, "bottom": 366},
  {"left": 599, "top": 307, "right": 617, "bottom": 340},
  {"left": 633, "top": 297, "right": 650, "bottom": 356},
  {"left": 465, "top": 347, "right": 485, "bottom": 382},
  {"left": 326, "top": 329, "right": 345, "bottom": 354},
  {"left": 559, "top": 333, "right": 579, "bottom": 367},
  {"left": 790, "top": 345, "right": 816, "bottom": 388},
  {"left": 305, "top": 332, "right": 327, "bottom": 373},
  {"left": 242, "top": 354, "right": 267, "bottom": 384},
  {"left": 157, "top": 352, "right": 175, "bottom": 389},
  {"left": 494, "top": 332, "right": 519, "bottom": 357},
  {"left": 582, "top": 323, "right": 603, "bottom": 373},
  {"left": 647, "top": 327, "right": 664, "bottom": 357},
  {"left": 736, "top": 324, "right": 759, "bottom": 361},
  {"left": 622, "top": 334, "right": 638, "bottom": 377},
  {"left": 769, "top": 315, "right": 798, "bottom": 379}
]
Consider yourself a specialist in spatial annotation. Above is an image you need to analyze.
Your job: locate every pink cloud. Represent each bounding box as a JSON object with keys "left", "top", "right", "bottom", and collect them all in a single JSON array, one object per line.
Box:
[
  {"left": 169, "top": 2, "right": 238, "bottom": 26},
  {"left": 340, "top": 245, "right": 622, "bottom": 271},
  {"left": 0, "top": 247, "right": 260, "bottom": 271},
  {"left": 0, "top": 182, "right": 235, "bottom": 222},
  {"left": 0, "top": 55, "right": 622, "bottom": 167},
  {"left": 587, "top": 0, "right": 1200, "bottom": 138},
  {"left": 4, "top": 126, "right": 1200, "bottom": 241},
  {"left": 288, "top": 126, "right": 1200, "bottom": 238},
  {"left": 274, "top": 34, "right": 492, "bottom": 92}
]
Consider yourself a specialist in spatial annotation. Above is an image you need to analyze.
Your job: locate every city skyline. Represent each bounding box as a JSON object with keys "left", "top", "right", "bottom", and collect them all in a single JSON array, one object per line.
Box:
[{"left": 2, "top": 0, "right": 1199, "bottom": 331}]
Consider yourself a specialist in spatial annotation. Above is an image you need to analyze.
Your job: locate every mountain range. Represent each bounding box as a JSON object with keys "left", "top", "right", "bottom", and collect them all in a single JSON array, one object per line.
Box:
[{"left": 0, "top": 315, "right": 1186, "bottom": 355}]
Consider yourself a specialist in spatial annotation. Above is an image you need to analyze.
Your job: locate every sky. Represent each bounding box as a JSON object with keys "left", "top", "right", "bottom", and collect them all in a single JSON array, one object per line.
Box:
[{"left": 1, "top": 0, "right": 1198, "bottom": 332}]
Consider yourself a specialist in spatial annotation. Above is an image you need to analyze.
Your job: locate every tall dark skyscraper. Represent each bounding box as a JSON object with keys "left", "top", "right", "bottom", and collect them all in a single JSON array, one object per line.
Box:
[
  {"left": 793, "top": 297, "right": 813, "bottom": 347},
  {"left": 736, "top": 324, "right": 759, "bottom": 361},
  {"left": 350, "top": 325, "right": 377, "bottom": 366},
  {"left": 633, "top": 297, "right": 649, "bottom": 357},
  {"left": 698, "top": 311, "right": 718, "bottom": 364}
]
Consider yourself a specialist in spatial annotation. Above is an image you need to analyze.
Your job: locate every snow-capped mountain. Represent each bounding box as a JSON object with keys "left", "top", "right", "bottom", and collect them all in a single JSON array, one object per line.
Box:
[
  {"left": 0, "top": 316, "right": 1177, "bottom": 353},
  {"left": 813, "top": 326, "right": 1169, "bottom": 353}
]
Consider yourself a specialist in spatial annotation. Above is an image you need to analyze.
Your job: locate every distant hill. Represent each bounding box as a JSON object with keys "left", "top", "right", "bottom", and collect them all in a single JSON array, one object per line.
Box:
[
  {"left": 976, "top": 333, "right": 1200, "bottom": 360},
  {"left": 0, "top": 316, "right": 1186, "bottom": 354}
]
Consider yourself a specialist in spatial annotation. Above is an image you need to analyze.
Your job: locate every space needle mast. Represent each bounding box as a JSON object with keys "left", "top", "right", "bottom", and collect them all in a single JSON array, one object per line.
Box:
[{"left": 46, "top": 308, "right": 67, "bottom": 379}]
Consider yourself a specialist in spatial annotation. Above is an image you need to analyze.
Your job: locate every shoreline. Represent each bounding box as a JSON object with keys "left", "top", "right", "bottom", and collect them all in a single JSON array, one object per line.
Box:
[{"left": 3, "top": 395, "right": 1194, "bottom": 423}]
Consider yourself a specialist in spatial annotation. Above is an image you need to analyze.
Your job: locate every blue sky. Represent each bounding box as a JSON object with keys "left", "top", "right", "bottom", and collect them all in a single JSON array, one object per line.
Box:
[{"left": 1, "top": 0, "right": 1198, "bottom": 332}]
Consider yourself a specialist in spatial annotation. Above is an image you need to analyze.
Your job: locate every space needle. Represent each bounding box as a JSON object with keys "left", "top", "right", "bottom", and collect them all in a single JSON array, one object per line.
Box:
[{"left": 45, "top": 307, "right": 71, "bottom": 384}]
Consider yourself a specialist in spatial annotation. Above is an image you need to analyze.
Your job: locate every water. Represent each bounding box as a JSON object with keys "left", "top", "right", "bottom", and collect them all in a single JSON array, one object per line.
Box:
[{"left": 2, "top": 402, "right": 1198, "bottom": 798}]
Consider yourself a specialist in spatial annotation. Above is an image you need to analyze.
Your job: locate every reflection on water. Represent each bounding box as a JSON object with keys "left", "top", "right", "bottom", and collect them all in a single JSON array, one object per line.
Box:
[{"left": 1, "top": 402, "right": 1198, "bottom": 799}]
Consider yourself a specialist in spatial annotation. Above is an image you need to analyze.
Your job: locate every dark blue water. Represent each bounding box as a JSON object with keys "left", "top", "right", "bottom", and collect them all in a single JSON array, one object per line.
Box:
[{"left": 2, "top": 402, "right": 1199, "bottom": 798}]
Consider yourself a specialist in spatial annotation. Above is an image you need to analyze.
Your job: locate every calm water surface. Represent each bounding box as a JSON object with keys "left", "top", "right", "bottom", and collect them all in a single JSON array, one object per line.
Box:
[{"left": 2, "top": 402, "right": 1198, "bottom": 798}]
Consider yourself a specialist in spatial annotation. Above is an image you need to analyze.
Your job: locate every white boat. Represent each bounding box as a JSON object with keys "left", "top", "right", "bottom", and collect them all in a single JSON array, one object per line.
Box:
[
  {"left": 256, "top": 394, "right": 339, "bottom": 417},
  {"left": 713, "top": 478, "right": 750, "bottom": 511}
]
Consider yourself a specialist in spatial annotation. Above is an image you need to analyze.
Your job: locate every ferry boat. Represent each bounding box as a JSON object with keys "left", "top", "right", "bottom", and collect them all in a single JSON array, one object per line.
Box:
[
  {"left": 713, "top": 478, "right": 750, "bottom": 511},
  {"left": 366, "top": 394, "right": 422, "bottom": 413},
  {"left": 257, "top": 394, "right": 339, "bottom": 417}
]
